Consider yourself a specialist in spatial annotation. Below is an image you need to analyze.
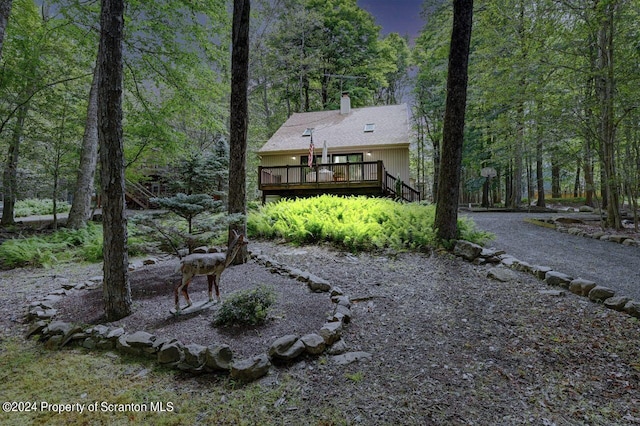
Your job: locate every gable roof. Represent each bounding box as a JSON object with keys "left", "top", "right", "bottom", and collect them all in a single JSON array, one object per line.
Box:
[{"left": 259, "top": 103, "right": 410, "bottom": 154}]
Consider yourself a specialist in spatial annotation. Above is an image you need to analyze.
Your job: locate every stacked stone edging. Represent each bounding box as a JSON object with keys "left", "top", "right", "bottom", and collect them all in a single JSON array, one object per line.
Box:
[
  {"left": 453, "top": 240, "right": 640, "bottom": 319},
  {"left": 23, "top": 251, "right": 358, "bottom": 383},
  {"left": 535, "top": 215, "right": 640, "bottom": 247}
]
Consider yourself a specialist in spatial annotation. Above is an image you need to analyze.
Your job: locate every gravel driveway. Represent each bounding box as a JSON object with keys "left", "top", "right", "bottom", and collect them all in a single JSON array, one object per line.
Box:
[{"left": 465, "top": 211, "right": 640, "bottom": 301}]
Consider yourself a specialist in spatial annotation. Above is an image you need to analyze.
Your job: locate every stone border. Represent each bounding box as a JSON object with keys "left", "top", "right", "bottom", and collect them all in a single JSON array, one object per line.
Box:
[
  {"left": 534, "top": 216, "right": 640, "bottom": 247},
  {"left": 453, "top": 240, "right": 640, "bottom": 319},
  {"left": 23, "top": 251, "right": 357, "bottom": 383}
]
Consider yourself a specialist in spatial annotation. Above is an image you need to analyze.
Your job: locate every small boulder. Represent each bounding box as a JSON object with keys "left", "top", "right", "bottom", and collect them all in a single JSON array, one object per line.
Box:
[
  {"left": 268, "top": 335, "right": 305, "bottom": 362},
  {"left": 331, "top": 351, "right": 372, "bottom": 366},
  {"left": 487, "top": 267, "right": 519, "bottom": 283},
  {"left": 320, "top": 321, "right": 343, "bottom": 345},
  {"left": 183, "top": 344, "right": 208, "bottom": 370},
  {"left": 588, "top": 286, "right": 615, "bottom": 303},
  {"left": 157, "top": 340, "right": 183, "bottom": 365},
  {"left": 300, "top": 333, "right": 326, "bottom": 355},
  {"left": 544, "top": 271, "right": 573, "bottom": 288},
  {"left": 230, "top": 354, "right": 271, "bottom": 382},
  {"left": 205, "top": 345, "right": 233, "bottom": 371},
  {"left": 124, "top": 331, "right": 156, "bottom": 348},
  {"left": 307, "top": 275, "right": 332, "bottom": 292},
  {"left": 569, "top": 278, "right": 597, "bottom": 296},
  {"left": 624, "top": 301, "right": 640, "bottom": 318},
  {"left": 453, "top": 240, "right": 483, "bottom": 261},
  {"left": 604, "top": 296, "right": 631, "bottom": 311},
  {"left": 532, "top": 265, "right": 552, "bottom": 280}
]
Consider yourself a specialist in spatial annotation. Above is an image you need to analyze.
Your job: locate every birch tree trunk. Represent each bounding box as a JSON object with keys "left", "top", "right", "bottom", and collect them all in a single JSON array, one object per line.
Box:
[{"left": 98, "top": 0, "right": 131, "bottom": 321}]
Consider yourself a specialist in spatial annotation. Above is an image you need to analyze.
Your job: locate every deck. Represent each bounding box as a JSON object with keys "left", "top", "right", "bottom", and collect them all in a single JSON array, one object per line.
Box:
[{"left": 258, "top": 160, "right": 420, "bottom": 203}]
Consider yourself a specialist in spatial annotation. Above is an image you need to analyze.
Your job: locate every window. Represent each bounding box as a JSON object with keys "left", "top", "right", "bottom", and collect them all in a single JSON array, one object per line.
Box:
[
  {"left": 302, "top": 128, "right": 314, "bottom": 137},
  {"left": 364, "top": 123, "right": 375, "bottom": 133}
]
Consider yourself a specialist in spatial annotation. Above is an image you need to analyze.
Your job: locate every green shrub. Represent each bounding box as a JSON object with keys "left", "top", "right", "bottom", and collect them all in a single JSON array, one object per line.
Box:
[
  {"left": 213, "top": 285, "right": 277, "bottom": 327},
  {"left": 14, "top": 199, "right": 71, "bottom": 217},
  {"left": 0, "top": 223, "right": 104, "bottom": 268},
  {"left": 247, "top": 195, "right": 492, "bottom": 252}
]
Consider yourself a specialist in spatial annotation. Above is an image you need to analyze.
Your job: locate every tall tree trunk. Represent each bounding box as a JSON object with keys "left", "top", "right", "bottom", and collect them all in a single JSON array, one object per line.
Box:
[
  {"left": 583, "top": 138, "right": 594, "bottom": 206},
  {"left": 596, "top": 2, "right": 621, "bottom": 229},
  {"left": 1, "top": 102, "right": 27, "bottom": 226},
  {"left": 551, "top": 160, "right": 561, "bottom": 198},
  {"left": 67, "top": 64, "right": 99, "bottom": 229},
  {"left": 536, "top": 136, "right": 545, "bottom": 208},
  {"left": 99, "top": 0, "right": 131, "bottom": 321},
  {"left": 434, "top": 0, "right": 473, "bottom": 242},
  {"left": 573, "top": 158, "right": 581, "bottom": 198},
  {"left": 0, "top": 0, "right": 12, "bottom": 59},
  {"left": 228, "top": 0, "right": 250, "bottom": 264}
]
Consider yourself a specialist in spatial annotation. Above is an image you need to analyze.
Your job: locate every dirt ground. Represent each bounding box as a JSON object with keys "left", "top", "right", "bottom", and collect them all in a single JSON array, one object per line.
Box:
[{"left": 2, "top": 239, "right": 640, "bottom": 424}]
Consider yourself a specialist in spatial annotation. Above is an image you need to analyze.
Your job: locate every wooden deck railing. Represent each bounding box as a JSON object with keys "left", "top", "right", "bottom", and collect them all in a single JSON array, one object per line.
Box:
[{"left": 259, "top": 160, "right": 420, "bottom": 202}]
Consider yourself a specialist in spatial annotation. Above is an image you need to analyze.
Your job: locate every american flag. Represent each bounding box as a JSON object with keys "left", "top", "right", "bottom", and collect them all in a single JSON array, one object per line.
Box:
[{"left": 308, "top": 131, "right": 314, "bottom": 168}]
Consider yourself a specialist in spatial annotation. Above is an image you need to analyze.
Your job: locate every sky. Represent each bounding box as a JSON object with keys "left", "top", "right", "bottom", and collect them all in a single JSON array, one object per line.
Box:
[{"left": 356, "top": 0, "right": 425, "bottom": 44}]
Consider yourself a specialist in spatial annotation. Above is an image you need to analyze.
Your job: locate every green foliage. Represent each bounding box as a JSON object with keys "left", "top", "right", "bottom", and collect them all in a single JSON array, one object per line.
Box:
[
  {"left": 248, "top": 195, "right": 492, "bottom": 252},
  {"left": 213, "top": 285, "right": 277, "bottom": 327},
  {"left": 130, "top": 211, "right": 242, "bottom": 256},
  {"left": 150, "top": 193, "right": 223, "bottom": 236},
  {"left": 0, "top": 223, "right": 100, "bottom": 268},
  {"left": 14, "top": 199, "right": 71, "bottom": 218},
  {"left": 0, "top": 222, "right": 147, "bottom": 268}
]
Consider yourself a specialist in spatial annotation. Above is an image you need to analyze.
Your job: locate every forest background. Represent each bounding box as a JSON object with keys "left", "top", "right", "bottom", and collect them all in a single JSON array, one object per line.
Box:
[{"left": 0, "top": 0, "right": 638, "bottom": 232}]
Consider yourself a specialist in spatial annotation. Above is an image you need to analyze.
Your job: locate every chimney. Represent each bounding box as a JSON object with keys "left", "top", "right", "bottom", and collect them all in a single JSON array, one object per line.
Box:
[{"left": 340, "top": 92, "right": 351, "bottom": 115}]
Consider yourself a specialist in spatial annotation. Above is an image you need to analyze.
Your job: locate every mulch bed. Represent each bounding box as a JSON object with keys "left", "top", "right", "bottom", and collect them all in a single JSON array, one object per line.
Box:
[{"left": 54, "top": 259, "right": 335, "bottom": 359}]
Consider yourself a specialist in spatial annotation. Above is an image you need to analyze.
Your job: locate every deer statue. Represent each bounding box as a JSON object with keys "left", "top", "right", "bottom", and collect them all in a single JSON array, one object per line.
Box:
[{"left": 174, "top": 230, "right": 248, "bottom": 314}]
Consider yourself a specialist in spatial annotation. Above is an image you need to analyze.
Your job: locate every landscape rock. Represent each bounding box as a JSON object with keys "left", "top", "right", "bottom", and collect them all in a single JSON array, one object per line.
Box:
[
  {"left": 307, "top": 275, "right": 332, "bottom": 292},
  {"left": 487, "top": 267, "right": 519, "bottom": 283},
  {"left": 326, "top": 338, "right": 348, "bottom": 355},
  {"left": 544, "top": 271, "right": 573, "bottom": 288},
  {"left": 320, "top": 321, "right": 343, "bottom": 345},
  {"left": 569, "top": 278, "right": 597, "bottom": 296},
  {"left": 331, "top": 304, "right": 352, "bottom": 323},
  {"left": 106, "top": 327, "right": 125, "bottom": 340},
  {"left": 588, "top": 286, "right": 616, "bottom": 303},
  {"left": 124, "top": 331, "right": 156, "bottom": 348},
  {"left": 230, "top": 353, "right": 271, "bottom": 382},
  {"left": 25, "top": 320, "right": 48, "bottom": 338},
  {"left": 500, "top": 256, "right": 519, "bottom": 267},
  {"left": 183, "top": 344, "right": 208, "bottom": 369},
  {"left": 331, "top": 351, "right": 372, "bottom": 366},
  {"left": 453, "top": 240, "right": 483, "bottom": 261},
  {"left": 604, "top": 296, "right": 631, "bottom": 311},
  {"left": 268, "top": 334, "right": 306, "bottom": 362},
  {"left": 157, "top": 340, "right": 184, "bottom": 365},
  {"left": 532, "top": 265, "right": 552, "bottom": 280},
  {"left": 608, "top": 235, "right": 630, "bottom": 244},
  {"left": 514, "top": 261, "right": 532, "bottom": 273},
  {"left": 205, "top": 345, "right": 233, "bottom": 371},
  {"left": 300, "top": 333, "right": 326, "bottom": 355},
  {"left": 331, "top": 295, "right": 351, "bottom": 308},
  {"left": 624, "top": 301, "right": 640, "bottom": 318},
  {"left": 116, "top": 334, "right": 143, "bottom": 355},
  {"left": 45, "top": 321, "right": 74, "bottom": 336}
]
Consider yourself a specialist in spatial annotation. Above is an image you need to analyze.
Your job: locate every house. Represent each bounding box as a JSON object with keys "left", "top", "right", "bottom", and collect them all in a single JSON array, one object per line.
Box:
[{"left": 258, "top": 94, "right": 420, "bottom": 203}]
